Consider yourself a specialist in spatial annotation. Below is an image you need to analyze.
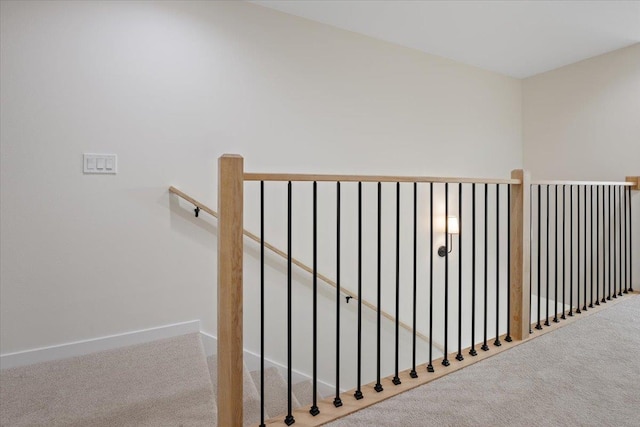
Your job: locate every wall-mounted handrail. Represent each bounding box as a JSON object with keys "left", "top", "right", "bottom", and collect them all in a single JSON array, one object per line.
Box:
[
  {"left": 168, "top": 185, "right": 442, "bottom": 352},
  {"left": 170, "top": 186, "right": 219, "bottom": 218},
  {"left": 245, "top": 173, "right": 520, "bottom": 184}
]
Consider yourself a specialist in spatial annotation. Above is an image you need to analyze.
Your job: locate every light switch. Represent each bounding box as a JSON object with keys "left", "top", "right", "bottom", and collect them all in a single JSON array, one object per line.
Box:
[{"left": 84, "top": 154, "right": 117, "bottom": 174}]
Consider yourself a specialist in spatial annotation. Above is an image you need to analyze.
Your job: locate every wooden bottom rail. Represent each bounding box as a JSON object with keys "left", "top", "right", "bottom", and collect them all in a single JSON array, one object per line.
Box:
[{"left": 258, "top": 291, "right": 639, "bottom": 427}]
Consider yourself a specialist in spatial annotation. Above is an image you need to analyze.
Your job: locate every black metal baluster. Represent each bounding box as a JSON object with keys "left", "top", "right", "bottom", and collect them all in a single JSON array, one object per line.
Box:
[
  {"left": 310, "top": 182, "right": 319, "bottom": 417},
  {"left": 411, "top": 183, "right": 418, "bottom": 378},
  {"left": 529, "top": 185, "right": 533, "bottom": 332},
  {"left": 482, "top": 183, "right": 490, "bottom": 349},
  {"left": 569, "top": 186, "right": 574, "bottom": 316},
  {"left": 629, "top": 186, "right": 634, "bottom": 292},
  {"left": 393, "top": 183, "right": 401, "bottom": 385},
  {"left": 605, "top": 186, "right": 610, "bottom": 302},
  {"left": 582, "top": 185, "right": 588, "bottom": 311},
  {"left": 611, "top": 186, "right": 615, "bottom": 299},
  {"left": 545, "top": 185, "right": 550, "bottom": 326},
  {"left": 536, "top": 185, "right": 542, "bottom": 329},
  {"left": 554, "top": 185, "right": 559, "bottom": 322},
  {"left": 562, "top": 186, "right": 567, "bottom": 319},
  {"left": 577, "top": 186, "right": 582, "bottom": 314},
  {"left": 596, "top": 186, "right": 600, "bottom": 305},
  {"left": 610, "top": 186, "right": 614, "bottom": 299},
  {"left": 618, "top": 186, "right": 623, "bottom": 297},
  {"left": 354, "top": 183, "right": 363, "bottom": 400},
  {"left": 506, "top": 185, "right": 513, "bottom": 341},
  {"left": 260, "top": 182, "right": 266, "bottom": 427},
  {"left": 612, "top": 186, "right": 618, "bottom": 298},
  {"left": 333, "top": 182, "right": 342, "bottom": 408},
  {"left": 457, "top": 184, "right": 464, "bottom": 360},
  {"left": 584, "top": 186, "right": 588, "bottom": 309},
  {"left": 495, "top": 184, "right": 502, "bottom": 344},
  {"left": 443, "top": 183, "right": 451, "bottom": 366},
  {"left": 428, "top": 183, "right": 435, "bottom": 373},
  {"left": 285, "top": 182, "right": 294, "bottom": 427},
  {"left": 375, "top": 182, "right": 383, "bottom": 393},
  {"left": 589, "top": 186, "right": 594, "bottom": 307},
  {"left": 623, "top": 185, "right": 628, "bottom": 294},
  {"left": 470, "top": 184, "right": 478, "bottom": 355}
]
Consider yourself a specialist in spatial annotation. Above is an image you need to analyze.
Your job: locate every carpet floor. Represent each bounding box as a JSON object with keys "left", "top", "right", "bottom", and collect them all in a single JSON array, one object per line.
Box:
[
  {"left": 0, "top": 333, "right": 216, "bottom": 427},
  {"left": 327, "top": 294, "right": 640, "bottom": 427},
  {"left": 0, "top": 334, "right": 314, "bottom": 426},
  {"left": 2, "top": 295, "right": 638, "bottom": 426}
]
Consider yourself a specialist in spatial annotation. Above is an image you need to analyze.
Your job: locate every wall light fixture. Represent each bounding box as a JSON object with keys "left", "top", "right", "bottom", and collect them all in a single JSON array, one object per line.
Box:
[{"left": 438, "top": 215, "right": 459, "bottom": 257}]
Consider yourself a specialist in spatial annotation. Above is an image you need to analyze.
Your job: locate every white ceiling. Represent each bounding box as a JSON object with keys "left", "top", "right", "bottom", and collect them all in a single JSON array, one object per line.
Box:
[{"left": 252, "top": 1, "right": 640, "bottom": 78}]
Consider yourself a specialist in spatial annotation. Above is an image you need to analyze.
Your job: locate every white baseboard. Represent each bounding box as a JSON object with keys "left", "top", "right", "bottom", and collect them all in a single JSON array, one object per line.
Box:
[
  {"left": 0, "top": 320, "right": 201, "bottom": 370},
  {"left": 200, "top": 331, "right": 339, "bottom": 397}
]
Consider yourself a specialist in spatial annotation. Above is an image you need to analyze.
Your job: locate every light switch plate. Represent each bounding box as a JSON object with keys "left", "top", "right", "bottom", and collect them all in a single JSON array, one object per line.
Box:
[{"left": 84, "top": 153, "right": 117, "bottom": 174}]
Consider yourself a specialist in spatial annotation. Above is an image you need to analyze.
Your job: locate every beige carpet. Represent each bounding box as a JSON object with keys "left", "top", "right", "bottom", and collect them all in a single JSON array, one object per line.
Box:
[
  {"left": 292, "top": 378, "right": 314, "bottom": 408},
  {"left": 0, "top": 333, "right": 216, "bottom": 427},
  {"left": 2, "top": 296, "right": 638, "bottom": 426},
  {"left": 1, "top": 333, "right": 316, "bottom": 426},
  {"left": 207, "top": 354, "right": 264, "bottom": 425},
  {"left": 327, "top": 294, "right": 640, "bottom": 427},
  {"left": 250, "top": 367, "right": 301, "bottom": 420}
]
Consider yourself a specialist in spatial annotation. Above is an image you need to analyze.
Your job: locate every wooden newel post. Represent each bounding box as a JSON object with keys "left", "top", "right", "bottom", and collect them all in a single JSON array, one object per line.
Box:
[
  {"left": 218, "top": 154, "right": 244, "bottom": 427},
  {"left": 510, "top": 169, "right": 531, "bottom": 340}
]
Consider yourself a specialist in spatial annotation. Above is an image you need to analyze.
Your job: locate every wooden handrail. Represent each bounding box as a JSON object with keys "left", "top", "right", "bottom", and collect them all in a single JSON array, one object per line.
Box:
[
  {"left": 245, "top": 173, "right": 520, "bottom": 184},
  {"left": 170, "top": 186, "right": 219, "bottom": 218},
  {"left": 531, "top": 180, "right": 635, "bottom": 186},
  {"left": 169, "top": 185, "right": 443, "bottom": 352}
]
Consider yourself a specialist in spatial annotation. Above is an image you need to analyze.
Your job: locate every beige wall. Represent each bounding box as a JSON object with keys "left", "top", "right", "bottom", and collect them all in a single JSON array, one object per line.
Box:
[
  {"left": 523, "top": 44, "right": 640, "bottom": 181},
  {"left": 523, "top": 43, "right": 640, "bottom": 293},
  {"left": 0, "top": 0, "right": 522, "bottom": 381}
]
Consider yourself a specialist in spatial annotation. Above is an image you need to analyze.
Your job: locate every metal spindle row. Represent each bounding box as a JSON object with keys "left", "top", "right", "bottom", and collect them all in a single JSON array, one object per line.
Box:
[
  {"left": 255, "top": 181, "right": 632, "bottom": 426},
  {"left": 529, "top": 184, "right": 633, "bottom": 333}
]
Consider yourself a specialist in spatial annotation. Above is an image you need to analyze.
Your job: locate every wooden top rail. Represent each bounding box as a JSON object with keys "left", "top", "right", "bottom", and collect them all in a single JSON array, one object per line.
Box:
[
  {"left": 531, "top": 180, "right": 635, "bottom": 186},
  {"left": 244, "top": 173, "right": 520, "bottom": 185},
  {"left": 169, "top": 185, "right": 443, "bottom": 352}
]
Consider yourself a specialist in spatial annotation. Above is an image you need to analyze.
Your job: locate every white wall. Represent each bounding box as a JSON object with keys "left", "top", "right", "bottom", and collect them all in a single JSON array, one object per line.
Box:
[
  {"left": 0, "top": 0, "right": 522, "bottom": 384},
  {"left": 523, "top": 43, "right": 640, "bottom": 295}
]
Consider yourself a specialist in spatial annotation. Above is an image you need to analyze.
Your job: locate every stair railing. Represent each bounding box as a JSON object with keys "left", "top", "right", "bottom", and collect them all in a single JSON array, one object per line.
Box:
[
  {"left": 217, "top": 154, "right": 531, "bottom": 426},
  {"left": 215, "top": 154, "right": 637, "bottom": 427}
]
